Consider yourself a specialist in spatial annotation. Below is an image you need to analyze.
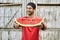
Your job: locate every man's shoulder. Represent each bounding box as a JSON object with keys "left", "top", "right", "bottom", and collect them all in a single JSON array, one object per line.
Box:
[
  {"left": 35, "top": 16, "right": 42, "bottom": 19},
  {"left": 14, "top": 16, "right": 27, "bottom": 22},
  {"left": 16, "top": 16, "right": 27, "bottom": 19}
]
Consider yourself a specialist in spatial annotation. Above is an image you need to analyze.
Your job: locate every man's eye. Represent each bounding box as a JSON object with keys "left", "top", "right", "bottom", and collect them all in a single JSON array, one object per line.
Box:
[{"left": 29, "top": 8, "right": 32, "bottom": 9}]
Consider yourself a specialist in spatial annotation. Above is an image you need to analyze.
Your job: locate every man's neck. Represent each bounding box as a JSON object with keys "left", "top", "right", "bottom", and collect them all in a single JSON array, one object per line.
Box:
[{"left": 27, "top": 14, "right": 35, "bottom": 18}]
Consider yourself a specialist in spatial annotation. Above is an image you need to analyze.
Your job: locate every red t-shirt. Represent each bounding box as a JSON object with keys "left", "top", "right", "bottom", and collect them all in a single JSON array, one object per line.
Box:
[
  {"left": 22, "top": 27, "right": 39, "bottom": 40},
  {"left": 15, "top": 16, "right": 43, "bottom": 40}
]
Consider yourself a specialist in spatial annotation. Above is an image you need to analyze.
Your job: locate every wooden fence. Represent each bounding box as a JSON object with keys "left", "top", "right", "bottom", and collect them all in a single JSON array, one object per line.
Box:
[{"left": 0, "top": 0, "right": 60, "bottom": 40}]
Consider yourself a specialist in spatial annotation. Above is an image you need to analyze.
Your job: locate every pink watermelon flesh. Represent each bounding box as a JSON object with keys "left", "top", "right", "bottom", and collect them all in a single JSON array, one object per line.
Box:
[{"left": 16, "top": 18, "right": 42, "bottom": 25}]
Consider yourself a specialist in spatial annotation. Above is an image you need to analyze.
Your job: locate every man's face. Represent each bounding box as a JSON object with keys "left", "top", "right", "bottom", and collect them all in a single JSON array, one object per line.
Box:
[{"left": 26, "top": 5, "right": 35, "bottom": 15}]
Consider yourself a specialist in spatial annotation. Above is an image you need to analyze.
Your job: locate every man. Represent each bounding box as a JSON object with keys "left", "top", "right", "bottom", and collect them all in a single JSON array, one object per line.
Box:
[{"left": 14, "top": 2, "right": 47, "bottom": 40}]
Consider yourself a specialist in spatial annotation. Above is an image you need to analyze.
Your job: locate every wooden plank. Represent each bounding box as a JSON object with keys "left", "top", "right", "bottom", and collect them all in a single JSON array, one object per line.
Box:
[
  {"left": 2, "top": 31, "right": 8, "bottom": 40},
  {"left": 37, "top": 0, "right": 60, "bottom": 4},
  {"left": 0, "top": 0, "right": 22, "bottom": 4},
  {"left": 0, "top": 7, "right": 5, "bottom": 27},
  {"left": 40, "top": 30, "right": 59, "bottom": 40},
  {"left": 0, "top": 3, "right": 22, "bottom": 7},
  {"left": 8, "top": 6, "right": 22, "bottom": 28},
  {"left": 0, "top": 31, "right": 2, "bottom": 40},
  {"left": 37, "top": 4, "right": 60, "bottom": 6},
  {"left": 10, "top": 31, "right": 22, "bottom": 40},
  {"left": 0, "top": 28, "right": 60, "bottom": 31},
  {"left": 0, "top": 6, "right": 22, "bottom": 28},
  {"left": 21, "top": 0, "right": 27, "bottom": 17}
]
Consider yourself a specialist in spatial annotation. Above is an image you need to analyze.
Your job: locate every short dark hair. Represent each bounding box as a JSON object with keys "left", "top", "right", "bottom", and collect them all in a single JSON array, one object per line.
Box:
[{"left": 27, "top": 2, "right": 36, "bottom": 9}]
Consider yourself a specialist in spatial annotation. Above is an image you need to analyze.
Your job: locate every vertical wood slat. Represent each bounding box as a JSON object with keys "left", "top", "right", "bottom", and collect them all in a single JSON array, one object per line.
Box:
[
  {"left": 0, "top": 7, "right": 5, "bottom": 27},
  {"left": 21, "top": 0, "right": 27, "bottom": 17},
  {"left": 0, "top": 31, "right": 2, "bottom": 40},
  {"left": 10, "top": 31, "right": 22, "bottom": 40},
  {"left": 2, "top": 31, "right": 8, "bottom": 40}
]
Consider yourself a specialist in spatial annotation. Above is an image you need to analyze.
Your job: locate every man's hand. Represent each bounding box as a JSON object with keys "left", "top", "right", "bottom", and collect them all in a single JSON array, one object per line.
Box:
[
  {"left": 34, "top": 23, "right": 43, "bottom": 29},
  {"left": 13, "top": 21, "right": 21, "bottom": 29},
  {"left": 41, "top": 22, "right": 47, "bottom": 31}
]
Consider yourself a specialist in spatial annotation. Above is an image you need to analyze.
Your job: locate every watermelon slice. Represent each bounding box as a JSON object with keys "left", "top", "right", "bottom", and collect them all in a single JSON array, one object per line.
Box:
[{"left": 14, "top": 17, "right": 44, "bottom": 27}]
